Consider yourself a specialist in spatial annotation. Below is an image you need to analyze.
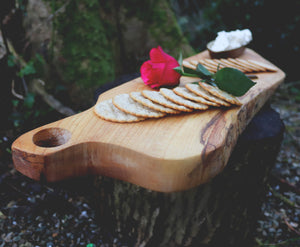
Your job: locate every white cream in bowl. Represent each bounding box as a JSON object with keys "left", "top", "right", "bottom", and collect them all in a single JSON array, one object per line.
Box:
[{"left": 209, "top": 29, "right": 252, "bottom": 52}]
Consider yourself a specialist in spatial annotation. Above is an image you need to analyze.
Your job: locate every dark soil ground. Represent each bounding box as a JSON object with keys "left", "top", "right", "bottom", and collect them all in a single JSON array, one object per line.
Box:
[
  {"left": 0, "top": 82, "right": 299, "bottom": 247},
  {"left": 254, "top": 82, "right": 300, "bottom": 247}
]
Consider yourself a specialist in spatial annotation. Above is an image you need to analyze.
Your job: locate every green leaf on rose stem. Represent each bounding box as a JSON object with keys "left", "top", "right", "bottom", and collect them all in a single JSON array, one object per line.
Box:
[
  {"left": 173, "top": 66, "right": 183, "bottom": 74},
  {"left": 178, "top": 52, "right": 183, "bottom": 67},
  {"left": 214, "top": 67, "right": 256, "bottom": 96},
  {"left": 196, "top": 63, "right": 212, "bottom": 78},
  {"left": 183, "top": 66, "right": 203, "bottom": 76},
  {"left": 175, "top": 53, "right": 212, "bottom": 79},
  {"left": 173, "top": 66, "right": 200, "bottom": 77},
  {"left": 177, "top": 65, "right": 212, "bottom": 79},
  {"left": 201, "top": 79, "right": 217, "bottom": 87}
]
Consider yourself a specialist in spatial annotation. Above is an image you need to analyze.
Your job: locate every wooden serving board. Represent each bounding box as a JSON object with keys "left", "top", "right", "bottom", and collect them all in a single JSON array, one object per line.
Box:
[{"left": 12, "top": 49, "right": 285, "bottom": 192}]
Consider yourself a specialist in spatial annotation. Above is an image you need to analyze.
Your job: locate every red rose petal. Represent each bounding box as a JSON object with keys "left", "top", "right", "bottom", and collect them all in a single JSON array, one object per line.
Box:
[
  {"left": 160, "top": 60, "right": 181, "bottom": 84},
  {"left": 159, "top": 47, "right": 177, "bottom": 62},
  {"left": 140, "top": 61, "right": 153, "bottom": 83},
  {"left": 141, "top": 46, "right": 181, "bottom": 88},
  {"left": 150, "top": 46, "right": 167, "bottom": 63},
  {"left": 141, "top": 61, "right": 160, "bottom": 83}
]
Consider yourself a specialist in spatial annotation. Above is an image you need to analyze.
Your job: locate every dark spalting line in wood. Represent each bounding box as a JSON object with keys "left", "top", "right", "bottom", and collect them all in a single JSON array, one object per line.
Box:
[
  {"left": 225, "top": 124, "right": 235, "bottom": 148},
  {"left": 201, "top": 111, "right": 226, "bottom": 168},
  {"left": 245, "top": 100, "right": 259, "bottom": 124},
  {"left": 188, "top": 111, "right": 224, "bottom": 178},
  {"left": 237, "top": 106, "right": 247, "bottom": 126},
  {"left": 200, "top": 111, "right": 224, "bottom": 146}
]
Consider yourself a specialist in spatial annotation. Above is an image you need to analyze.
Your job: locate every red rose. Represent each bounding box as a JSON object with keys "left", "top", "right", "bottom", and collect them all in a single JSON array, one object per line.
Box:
[{"left": 140, "top": 46, "right": 181, "bottom": 89}]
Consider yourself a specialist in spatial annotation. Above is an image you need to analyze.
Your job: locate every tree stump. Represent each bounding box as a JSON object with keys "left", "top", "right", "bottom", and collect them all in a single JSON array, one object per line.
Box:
[{"left": 92, "top": 79, "right": 284, "bottom": 247}]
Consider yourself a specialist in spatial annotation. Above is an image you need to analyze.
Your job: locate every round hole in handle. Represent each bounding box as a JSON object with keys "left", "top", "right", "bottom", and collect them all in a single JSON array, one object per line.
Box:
[{"left": 33, "top": 128, "right": 71, "bottom": 148}]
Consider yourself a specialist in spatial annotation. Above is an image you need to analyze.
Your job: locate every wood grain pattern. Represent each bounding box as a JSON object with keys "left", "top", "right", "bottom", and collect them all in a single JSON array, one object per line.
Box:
[{"left": 11, "top": 49, "right": 285, "bottom": 192}]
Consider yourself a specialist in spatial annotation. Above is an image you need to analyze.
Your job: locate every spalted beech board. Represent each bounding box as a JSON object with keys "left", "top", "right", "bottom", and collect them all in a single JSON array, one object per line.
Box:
[{"left": 12, "top": 49, "right": 285, "bottom": 192}]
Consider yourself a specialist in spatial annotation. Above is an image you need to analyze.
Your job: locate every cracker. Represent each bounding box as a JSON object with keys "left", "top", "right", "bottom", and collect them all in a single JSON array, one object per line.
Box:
[
  {"left": 173, "top": 86, "right": 218, "bottom": 106},
  {"left": 182, "top": 60, "right": 196, "bottom": 70},
  {"left": 189, "top": 60, "right": 198, "bottom": 66},
  {"left": 190, "top": 58, "right": 277, "bottom": 74},
  {"left": 220, "top": 58, "right": 248, "bottom": 72},
  {"left": 219, "top": 59, "right": 247, "bottom": 72},
  {"left": 204, "top": 59, "right": 226, "bottom": 71},
  {"left": 199, "top": 82, "right": 242, "bottom": 106},
  {"left": 160, "top": 88, "right": 208, "bottom": 110},
  {"left": 227, "top": 58, "right": 256, "bottom": 72},
  {"left": 210, "top": 59, "right": 228, "bottom": 69},
  {"left": 185, "top": 83, "right": 231, "bottom": 107},
  {"left": 188, "top": 60, "right": 217, "bottom": 73},
  {"left": 236, "top": 58, "right": 266, "bottom": 72},
  {"left": 94, "top": 99, "right": 145, "bottom": 123},
  {"left": 142, "top": 90, "right": 193, "bottom": 112},
  {"left": 205, "top": 59, "right": 225, "bottom": 68},
  {"left": 113, "top": 93, "right": 166, "bottom": 118},
  {"left": 247, "top": 59, "right": 277, "bottom": 72},
  {"left": 197, "top": 59, "right": 218, "bottom": 73},
  {"left": 130, "top": 92, "right": 180, "bottom": 114}
]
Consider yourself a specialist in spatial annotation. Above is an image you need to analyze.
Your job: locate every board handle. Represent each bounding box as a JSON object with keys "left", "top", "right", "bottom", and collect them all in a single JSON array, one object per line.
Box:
[
  {"left": 31, "top": 127, "right": 72, "bottom": 148},
  {"left": 12, "top": 108, "right": 93, "bottom": 153},
  {"left": 11, "top": 110, "right": 91, "bottom": 182}
]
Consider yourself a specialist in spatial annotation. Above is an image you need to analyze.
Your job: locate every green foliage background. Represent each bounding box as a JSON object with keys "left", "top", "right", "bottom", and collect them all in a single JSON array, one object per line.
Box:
[
  {"left": 48, "top": 0, "right": 115, "bottom": 88},
  {"left": 46, "top": 0, "right": 193, "bottom": 89}
]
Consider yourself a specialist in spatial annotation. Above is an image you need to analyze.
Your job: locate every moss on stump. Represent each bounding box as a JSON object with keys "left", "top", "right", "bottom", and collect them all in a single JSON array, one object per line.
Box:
[{"left": 28, "top": 0, "right": 195, "bottom": 109}]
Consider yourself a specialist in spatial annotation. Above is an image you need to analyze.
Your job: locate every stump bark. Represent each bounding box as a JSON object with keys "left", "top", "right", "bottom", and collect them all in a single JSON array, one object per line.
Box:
[{"left": 93, "top": 103, "right": 284, "bottom": 247}]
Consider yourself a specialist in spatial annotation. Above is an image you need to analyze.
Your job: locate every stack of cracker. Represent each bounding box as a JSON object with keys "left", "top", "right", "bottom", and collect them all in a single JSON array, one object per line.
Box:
[
  {"left": 94, "top": 82, "right": 242, "bottom": 123},
  {"left": 183, "top": 58, "right": 277, "bottom": 73}
]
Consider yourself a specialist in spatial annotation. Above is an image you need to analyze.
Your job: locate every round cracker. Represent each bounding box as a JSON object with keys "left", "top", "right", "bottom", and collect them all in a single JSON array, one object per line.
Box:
[
  {"left": 173, "top": 86, "right": 219, "bottom": 106},
  {"left": 94, "top": 99, "right": 145, "bottom": 123},
  {"left": 142, "top": 90, "right": 193, "bottom": 112},
  {"left": 185, "top": 83, "right": 231, "bottom": 107},
  {"left": 113, "top": 93, "right": 166, "bottom": 118},
  {"left": 130, "top": 92, "right": 180, "bottom": 114},
  {"left": 199, "top": 82, "right": 242, "bottom": 106},
  {"left": 160, "top": 88, "right": 208, "bottom": 110}
]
